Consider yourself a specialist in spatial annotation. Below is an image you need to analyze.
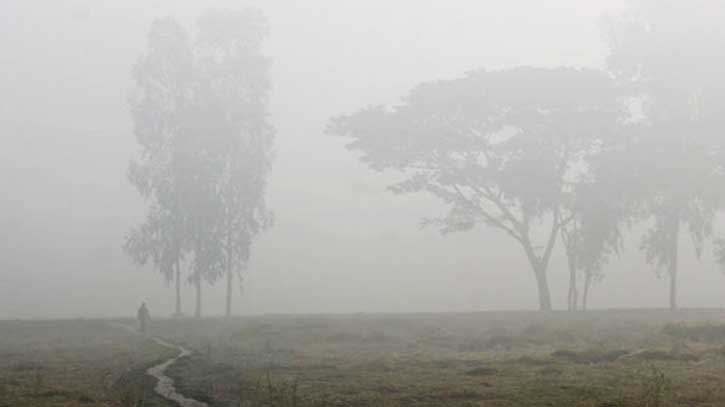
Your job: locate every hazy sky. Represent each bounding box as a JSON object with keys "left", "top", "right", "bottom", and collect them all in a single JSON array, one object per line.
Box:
[{"left": 3, "top": 0, "right": 723, "bottom": 319}]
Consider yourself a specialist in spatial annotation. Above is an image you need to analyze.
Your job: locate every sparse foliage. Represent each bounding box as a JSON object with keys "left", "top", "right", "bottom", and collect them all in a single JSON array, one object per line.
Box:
[{"left": 604, "top": 0, "right": 725, "bottom": 310}]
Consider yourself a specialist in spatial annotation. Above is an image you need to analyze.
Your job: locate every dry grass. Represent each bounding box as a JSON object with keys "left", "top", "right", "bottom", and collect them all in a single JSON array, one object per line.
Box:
[
  {"left": 0, "top": 319, "right": 174, "bottom": 407},
  {"left": 5, "top": 310, "right": 725, "bottom": 406}
]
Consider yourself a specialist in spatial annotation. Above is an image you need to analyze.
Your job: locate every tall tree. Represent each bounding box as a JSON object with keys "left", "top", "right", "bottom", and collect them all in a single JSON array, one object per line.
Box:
[
  {"left": 560, "top": 181, "right": 625, "bottom": 311},
  {"left": 126, "top": 11, "right": 273, "bottom": 318},
  {"left": 604, "top": 0, "right": 725, "bottom": 310},
  {"left": 125, "top": 18, "right": 195, "bottom": 316},
  {"left": 329, "top": 67, "right": 618, "bottom": 311},
  {"left": 195, "top": 9, "right": 274, "bottom": 318},
  {"left": 175, "top": 103, "right": 228, "bottom": 318}
]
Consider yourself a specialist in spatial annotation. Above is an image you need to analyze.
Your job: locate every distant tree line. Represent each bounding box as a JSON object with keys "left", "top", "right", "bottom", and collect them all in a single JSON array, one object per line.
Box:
[
  {"left": 124, "top": 9, "right": 273, "bottom": 318},
  {"left": 329, "top": 1, "right": 725, "bottom": 311}
]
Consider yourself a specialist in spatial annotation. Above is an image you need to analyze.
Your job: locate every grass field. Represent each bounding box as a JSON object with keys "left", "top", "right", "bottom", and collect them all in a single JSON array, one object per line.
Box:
[
  {"left": 4, "top": 310, "right": 725, "bottom": 406},
  {"left": 0, "top": 319, "right": 178, "bottom": 407}
]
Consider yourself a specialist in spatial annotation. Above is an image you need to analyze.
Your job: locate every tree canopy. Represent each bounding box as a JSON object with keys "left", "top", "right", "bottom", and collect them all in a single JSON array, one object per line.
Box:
[
  {"left": 124, "top": 10, "right": 273, "bottom": 318},
  {"left": 329, "top": 67, "right": 622, "bottom": 310}
]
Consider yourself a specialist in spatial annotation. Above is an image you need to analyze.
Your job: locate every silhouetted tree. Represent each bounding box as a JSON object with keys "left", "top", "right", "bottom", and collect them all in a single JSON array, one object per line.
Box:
[
  {"left": 125, "top": 18, "right": 194, "bottom": 316},
  {"left": 714, "top": 239, "right": 725, "bottom": 272},
  {"left": 329, "top": 67, "right": 619, "bottom": 311},
  {"left": 176, "top": 103, "right": 227, "bottom": 318},
  {"left": 195, "top": 9, "right": 274, "bottom": 318},
  {"left": 604, "top": 0, "right": 725, "bottom": 310},
  {"left": 561, "top": 182, "right": 625, "bottom": 311},
  {"left": 126, "top": 11, "right": 273, "bottom": 318}
]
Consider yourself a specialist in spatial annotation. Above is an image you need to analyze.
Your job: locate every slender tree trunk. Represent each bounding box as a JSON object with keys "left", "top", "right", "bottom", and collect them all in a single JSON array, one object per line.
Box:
[
  {"left": 521, "top": 244, "right": 555, "bottom": 311},
  {"left": 568, "top": 267, "right": 577, "bottom": 312},
  {"left": 518, "top": 214, "right": 559, "bottom": 312},
  {"left": 669, "top": 221, "right": 679, "bottom": 311},
  {"left": 534, "top": 267, "right": 553, "bottom": 311},
  {"left": 225, "top": 266, "right": 233, "bottom": 318},
  {"left": 669, "top": 267, "right": 677, "bottom": 311},
  {"left": 225, "top": 226, "right": 233, "bottom": 319},
  {"left": 566, "top": 250, "right": 578, "bottom": 311},
  {"left": 561, "top": 228, "right": 577, "bottom": 312},
  {"left": 194, "top": 277, "right": 202, "bottom": 318},
  {"left": 174, "top": 262, "right": 181, "bottom": 316},
  {"left": 522, "top": 247, "right": 553, "bottom": 311},
  {"left": 582, "top": 272, "right": 592, "bottom": 311}
]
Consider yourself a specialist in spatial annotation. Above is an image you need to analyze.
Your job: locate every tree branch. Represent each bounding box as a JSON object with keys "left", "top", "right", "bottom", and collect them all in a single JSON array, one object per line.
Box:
[
  {"left": 541, "top": 209, "right": 561, "bottom": 267},
  {"left": 450, "top": 184, "right": 524, "bottom": 244}
]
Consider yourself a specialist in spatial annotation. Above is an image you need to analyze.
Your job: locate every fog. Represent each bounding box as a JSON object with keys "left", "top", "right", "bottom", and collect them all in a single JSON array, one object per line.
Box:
[{"left": 2, "top": 0, "right": 725, "bottom": 320}]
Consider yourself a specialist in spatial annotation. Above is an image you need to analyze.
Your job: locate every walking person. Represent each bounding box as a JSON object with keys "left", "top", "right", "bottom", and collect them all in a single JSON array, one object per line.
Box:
[{"left": 137, "top": 302, "right": 151, "bottom": 333}]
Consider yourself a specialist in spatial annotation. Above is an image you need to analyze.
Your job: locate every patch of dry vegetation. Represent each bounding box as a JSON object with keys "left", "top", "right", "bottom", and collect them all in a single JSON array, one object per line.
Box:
[
  {"left": 152, "top": 310, "right": 725, "bottom": 407},
  {"left": 6, "top": 311, "right": 725, "bottom": 407},
  {"left": 0, "top": 319, "right": 175, "bottom": 407}
]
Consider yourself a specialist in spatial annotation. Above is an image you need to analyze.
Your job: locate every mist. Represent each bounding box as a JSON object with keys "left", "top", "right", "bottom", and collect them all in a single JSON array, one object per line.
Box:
[
  {"left": 9, "top": 2, "right": 725, "bottom": 407},
  {"left": 3, "top": 0, "right": 725, "bottom": 321}
]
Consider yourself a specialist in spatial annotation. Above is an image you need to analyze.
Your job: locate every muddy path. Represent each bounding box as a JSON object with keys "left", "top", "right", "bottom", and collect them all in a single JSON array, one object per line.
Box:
[
  {"left": 109, "top": 322, "right": 209, "bottom": 407},
  {"left": 146, "top": 337, "right": 209, "bottom": 407}
]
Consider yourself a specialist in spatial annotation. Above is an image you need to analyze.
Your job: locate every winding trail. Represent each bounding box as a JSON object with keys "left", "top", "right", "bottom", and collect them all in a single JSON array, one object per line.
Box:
[
  {"left": 109, "top": 322, "right": 208, "bottom": 407},
  {"left": 146, "top": 337, "right": 208, "bottom": 407}
]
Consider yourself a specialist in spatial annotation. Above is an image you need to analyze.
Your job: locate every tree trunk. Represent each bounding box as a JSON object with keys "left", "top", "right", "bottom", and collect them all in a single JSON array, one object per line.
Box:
[
  {"left": 561, "top": 228, "right": 577, "bottom": 312},
  {"left": 225, "top": 225, "right": 234, "bottom": 319},
  {"left": 668, "top": 218, "right": 680, "bottom": 311},
  {"left": 519, "top": 215, "right": 559, "bottom": 312},
  {"left": 174, "top": 262, "right": 181, "bottom": 316},
  {"left": 522, "top": 242, "right": 554, "bottom": 311},
  {"left": 194, "top": 277, "right": 202, "bottom": 318},
  {"left": 582, "top": 273, "right": 591, "bottom": 311},
  {"left": 522, "top": 247, "right": 554, "bottom": 311},
  {"left": 534, "top": 268, "right": 553, "bottom": 311},
  {"left": 669, "top": 224, "right": 679, "bottom": 311},
  {"left": 225, "top": 266, "right": 233, "bottom": 318},
  {"left": 566, "top": 249, "right": 578, "bottom": 311},
  {"left": 669, "top": 267, "right": 677, "bottom": 311}
]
